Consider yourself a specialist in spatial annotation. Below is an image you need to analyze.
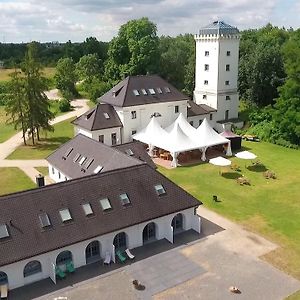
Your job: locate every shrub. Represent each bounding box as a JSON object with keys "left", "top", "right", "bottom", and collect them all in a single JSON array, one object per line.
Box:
[
  {"left": 58, "top": 98, "right": 71, "bottom": 112},
  {"left": 263, "top": 170, "right": 276, "bottom": 179}
]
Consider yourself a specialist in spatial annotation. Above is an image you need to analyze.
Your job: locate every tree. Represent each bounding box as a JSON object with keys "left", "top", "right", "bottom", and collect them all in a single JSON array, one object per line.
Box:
[
  {"left": 5, "top": 70, "right": 28, "bottom": 145},
  {"left": 105, "top": 18, "right": 159, "bottom": 82},
  {"left": 76, "top": 54, "right": 103, "bottom": 83},
  {"left": 54, "top": 57, "right": 78, "bottom": 100},
  {"left": 82, "top": 37, "right": 108, "bottom": 61}
]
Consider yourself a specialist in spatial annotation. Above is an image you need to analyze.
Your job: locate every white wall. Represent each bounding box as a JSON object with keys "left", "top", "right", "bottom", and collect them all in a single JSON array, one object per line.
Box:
[
  {"left": 74, "top": 125, "right": 122, "bottom": 146},
  {"left": 48, "top": 164, "right": 69, "bottom": 183},
  {"left": 0, "top": 208, "right": 200, "bottom": 290}
]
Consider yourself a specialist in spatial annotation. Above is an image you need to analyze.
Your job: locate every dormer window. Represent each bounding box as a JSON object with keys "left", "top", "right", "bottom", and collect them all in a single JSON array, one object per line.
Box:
[
  {"left": 94, "top": 165, "right": 103, "bottom": 174},
  {"left": 59, "top": 209, "right": 72, "bottom": 223},
  {"left": 39, "top": 213, "right": 51, "bottom": 228},
  {"left": 63, "top": 147, "right": 73, "bottom": 159},
  {"left": 79, "top": 156, "right": 87, "bottom": 165},
  {"left": 164, "top": 87, "right": 171, "bottom": 93},
  {"left": 120, "top": 193, "right": 131, "bottom": 206},
  {"left": 103, "top": 113, "right": 110, "bottom": 119},
  {"left": 73, "top": 153, "right": 81, "bottom": 163},
  {"left": 85, "top": 158, "right": 94, "bottom": 169},
  {"left": 154, "top": 184, "right": 166, "bottom": 196},
  {"left": 133, "top": 89, "right": 140, "bottom": 96},
  {"left": 157, "top": 87, "right": 163, "bottom": 94},
  {"left": 100, "top": 198, "right": 112, "bottom": 211},
  {"left": 149, "top": 88, "right": 155, "bottom": 95},
  {"left": 0, "top": 224, "right": 9, "bottom": 239},
  {"left": 82, "top": 203, "right": 93, "bottom": 216},
  {"left": 125, "top": 149, "right": 134, "bottom": 156},
  {"left": 141, "top": 89, "right": 147, "bottom": 95}
]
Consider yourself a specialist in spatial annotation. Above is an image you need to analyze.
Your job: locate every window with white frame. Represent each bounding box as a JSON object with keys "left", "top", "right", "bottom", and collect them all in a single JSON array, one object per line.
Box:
[
  {"left": 100, "top": 198, "right": 112, "bottom": 211},
  {"left": 175, "top": 105, "right": 179, "bottom": 113},
  {"left": 131, "top": 111, "right": 137, "bottom": 119},
  {"left": 204, "top": 64, "right": 209, "bottom": 71},
  {"left": 227, "top": 51, "right": 231, "bottom": 56},
  {"left": 226, "top": 95, "right": 231, "bottom": 100},
  {"left": 204, "top": 80, "right": 208, "bottom": 85},
  {"left": 154, "top": 184, "right": 166, "bottom": 196},
  {"left": 205, "top": 51, "right": 209, "bottom": 56},
  {"left": 225, "top": 80, "right": 230, "bottom": 86},
  {"left": 203, "top": 95, "right": 207, "bottom": 100},
  {"left": 226, "top": 64, "right": 230, "bottom": 71}
]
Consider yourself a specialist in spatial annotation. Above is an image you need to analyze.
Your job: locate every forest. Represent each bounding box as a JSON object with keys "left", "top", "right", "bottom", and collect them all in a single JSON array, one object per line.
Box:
[{"left": 0, "top": 18, "right": 299, "bottom": 147}]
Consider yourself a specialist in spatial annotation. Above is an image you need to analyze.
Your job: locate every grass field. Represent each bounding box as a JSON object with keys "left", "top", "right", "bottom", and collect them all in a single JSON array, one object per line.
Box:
[
  {"left": 35, "top": 166, "right": 49, "bottom": 176},
  {"left": 0, "top": 167, "right": 35, "bottom": 196},
  {"left": 7, "top": 117, "right": 74, "bottom": 159},
  {"left": 0, "top": 67, "right": 55, "bottom": 82},
  {"left": 0, "top": 106, "right": 18, "bottom": 143},
  {"left": 158, "top": 141, "right": 300, "bottom": 280}
]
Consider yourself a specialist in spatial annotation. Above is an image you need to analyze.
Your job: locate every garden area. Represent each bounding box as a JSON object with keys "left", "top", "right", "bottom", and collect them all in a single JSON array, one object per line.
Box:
[
  {"left": 159, "top": 141, "right": 300, "bottom": 281},
  {"left": 7, "top": 117, "right": 74, "bottom": 159},
  {"left": 0, "top": 167, "right": 35, "bottom": 196}
]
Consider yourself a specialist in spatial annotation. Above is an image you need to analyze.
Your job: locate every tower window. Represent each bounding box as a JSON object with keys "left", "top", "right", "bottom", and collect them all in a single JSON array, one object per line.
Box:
[
  {"left": 210, "top": 113, "right": 213, "bottom": 121},
  {"left": 175, "top": 105, "right": 179, "bottom": 113},
  {"left": 131, "top": 111, "right": 137, "bottom": 119},
  {"left": 225, "top": 81, "right": 230, "bottom": 86},
  {"left": 225, "top": 110, "right": 229, "bottom": 120},
  {"left": 205, "top": 51, "right": 209, "bottom": 56},
  {"left": 227, "top": 51, "right": 231, "bottom": 56},
  {"left": 226, "top": 95, "right": 231, "bottom": 100},
  {"left": 204, "top": 64, "right": 209, "bottom": 71},
  {"left": 204, "top": 80, "right": 208, "bottom": 85},
  {"left": 226, "top": 64, "right": 230, "bottom": 71},
  {"left": 203, "top": 95, "right": 207, "bottom": 100}
]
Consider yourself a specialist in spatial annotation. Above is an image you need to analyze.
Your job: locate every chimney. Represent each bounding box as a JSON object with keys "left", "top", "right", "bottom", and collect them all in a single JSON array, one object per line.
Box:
[{"left": 36, "top": 174, "right": 45, "bottom": 187}]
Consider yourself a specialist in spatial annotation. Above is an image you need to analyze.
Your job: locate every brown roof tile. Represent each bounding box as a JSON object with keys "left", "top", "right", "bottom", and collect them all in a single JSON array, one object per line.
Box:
[{"left": 187, "top": 100, "right": 216, "bottom": 117}]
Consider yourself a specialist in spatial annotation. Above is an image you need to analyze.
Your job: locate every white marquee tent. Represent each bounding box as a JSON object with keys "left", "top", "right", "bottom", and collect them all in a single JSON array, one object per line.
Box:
[{"left": 132, "top": 114, "right": 232, "bottom": 167}]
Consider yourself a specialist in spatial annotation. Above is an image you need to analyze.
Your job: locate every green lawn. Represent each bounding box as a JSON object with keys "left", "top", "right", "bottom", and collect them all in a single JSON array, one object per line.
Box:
[
  {"left": 35, "top": 167, "right": 49, "bottom": 176},
  {"left": 0, "top": 168, "right": 36, "bottom": 196},
  {"left": 0, "top": 67, "right": 55, "bottom": 82},
  {"left": 159, "top": 141, "right": 300, "bottom": 280},
  {"left": 7, "top": 117, "right": 74, "bottom": 159},
  {"left": 0, "top": 106, "right": 18, "bottom": 143}
]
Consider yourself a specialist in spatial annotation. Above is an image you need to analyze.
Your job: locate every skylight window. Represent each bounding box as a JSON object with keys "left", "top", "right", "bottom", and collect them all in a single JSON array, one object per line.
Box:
[
  {"left": 157, "top": 87, "right": 163, "bottom": 94},
  {"left": 59, "top": 209, "right": 72, "bottom": 222},
  {"left": 103, "top": 112, "right": 110, "bottom": 119},
  {"left": 85, "top": 158, "right": 94, "bottom": 169},
  {"left": 120, "top": 193, "right": 131, "bottom": 206},
  {"left": 125, "top": 149, "right": 134, "bottom": 156},
  {"left": 164, "top": 87, "right": 171, "bottom": 93},
  {"left": 93, "top": 165, "right": 103, "bottom": 174},
  {"left": 99, "top": 198, "right": 112, "bottom": 211},
  {"left": 63, "top": 147, "right": 73, "bottom": 159},
  {"left": 82, "top": 203, "right": 93, "bottom": 216},
  {"left": 133, "top": 89, "right": 140, "bottom": 96},
  {"left": 73, "top": 153, "right": 81, "bottom": 163},
  {"left": 39, "top": 213, "right": 51, "bottom": 228},
  {"left": 0, "top": 224, "right": 9, "bottom": 239},
  {"left": 154, "top": 184, "right": 166, "bottom": 196},
  {"left": 79, "top": 156, "right": 87, "bottom": 165},
  {"left": 141, "top": 89, "right": 147, "bottom": 95},
  {"left": 148, "top": 88, "right": 155, "bottom": 95}
]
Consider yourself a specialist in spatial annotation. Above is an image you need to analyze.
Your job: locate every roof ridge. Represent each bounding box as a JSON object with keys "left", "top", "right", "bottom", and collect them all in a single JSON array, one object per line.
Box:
[{"left": 90, "top": 103, "right": 100, "bottom": 130}]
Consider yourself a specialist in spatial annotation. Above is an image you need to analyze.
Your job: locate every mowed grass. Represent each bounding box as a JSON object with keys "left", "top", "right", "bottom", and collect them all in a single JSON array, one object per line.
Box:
[
  {"left": 0, "top": 67, "right": 55, "bottom": 81},
  {"left": 7, "top": 117, "right": 74, "bottom": 159},
  {"left": 0, "top": 167, "right": 35, "bottom": 196},
  {"left": 158, "top": 141, "right": 300, "bottom": 280},
  {"left": 35, "top": 167, "right": 49, "bottom": 176},
  {"left": 0, "top": 106, "right": 18, "bottom": 142}
]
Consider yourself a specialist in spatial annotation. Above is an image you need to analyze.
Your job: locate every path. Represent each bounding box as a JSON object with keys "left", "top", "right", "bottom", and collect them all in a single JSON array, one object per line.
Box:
[{"left": 0, "top": 98, "right": 89, "bottom": 183}]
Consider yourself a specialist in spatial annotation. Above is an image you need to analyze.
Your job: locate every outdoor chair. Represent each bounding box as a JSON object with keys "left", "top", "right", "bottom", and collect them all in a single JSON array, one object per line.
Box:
[
  {"left": 103, "top": 251, "right": 111, "bottom": 265},
  {"left": 66, "top": 261, "right": 75, "bottom": 273},
  {"left": 55, "top": 266, "right": 66, "bottom": 279},
  {"left": 125, "top": 248, "right": 135, "bottom": 260},
  {"left": 116, "top": 250, "right": 127, "bottom": 263},
  {"left": 0, "top": 284, "right": 8, "bottom": 299}
]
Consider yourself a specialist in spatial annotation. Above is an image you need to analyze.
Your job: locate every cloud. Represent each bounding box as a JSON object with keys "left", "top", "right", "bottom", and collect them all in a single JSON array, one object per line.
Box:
[{"left": 0, "top": 0, "right": 297, "bottom": 42}]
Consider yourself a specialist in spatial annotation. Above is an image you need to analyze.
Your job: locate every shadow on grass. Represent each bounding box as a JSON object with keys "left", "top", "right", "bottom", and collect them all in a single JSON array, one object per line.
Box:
[
  {"left": 247, "top": 164, "right": 268, "bottom": 172},
  {"left": 25, "top": 137, "right": 71, "bottom": 151},
  {"left": 221, "top": 172, "right": 241, "bottom": 179}
]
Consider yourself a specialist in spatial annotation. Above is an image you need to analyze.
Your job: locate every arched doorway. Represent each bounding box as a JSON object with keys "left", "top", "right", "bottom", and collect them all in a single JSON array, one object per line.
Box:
[
  {"left": 113, "top": 232, "right": 127, "bottom": 251},
  {"left": 0, "top": 271, "right": 8, "bottom": 285},
  {"left": 85, "top": 241, "right": 101, "bottom": 264},
  {"left": 142, "top": 222, "right": 157, "bottom": 244},
  {"left": 23, "top": 261, "right": 42, "bottom": 278},
  {"left": 56, "top": 250, "right": 73, "bottom": 267},
  {"left": 171, "top": 213, "right": 184, "bottom": 234}
]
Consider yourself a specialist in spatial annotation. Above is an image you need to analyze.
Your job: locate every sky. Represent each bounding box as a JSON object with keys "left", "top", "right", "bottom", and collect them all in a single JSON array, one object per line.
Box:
[{"left": 0, "top": 0, "right": 299, "bottom": 43}]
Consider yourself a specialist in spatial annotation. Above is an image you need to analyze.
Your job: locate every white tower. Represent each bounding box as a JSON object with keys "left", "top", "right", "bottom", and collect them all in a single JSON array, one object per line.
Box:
[{"left": 194, "top": 21, "right": 240, "bottom": 123}]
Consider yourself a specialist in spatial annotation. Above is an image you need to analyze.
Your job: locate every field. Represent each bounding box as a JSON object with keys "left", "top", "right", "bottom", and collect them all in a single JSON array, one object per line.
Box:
[
  {"left": 159, "top": 141, "right": 300, "bottom": 280},
  {"left": 0, "top": 167, "right": 35, "bottom": 196},
  {"left": 0, "top": 67, "right": 55, "bottom": 81},
  {"left": 0, "top": 106, "right": 17, "bottom": 143},
  {"left": 7, "top": 117, "right": 74, "bottom": 159}
]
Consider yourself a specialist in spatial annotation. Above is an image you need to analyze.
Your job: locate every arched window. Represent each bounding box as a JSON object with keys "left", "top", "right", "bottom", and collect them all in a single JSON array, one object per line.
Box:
[
  {"left": 172, "top": 213, "right": 184, "bottom": 233},
  {"left": 0, "top": 271, "right": 8, "bottom": 285},
  {"left": 56, "top": 250, "right": 72, "bottom": 266},
  {"left": 23, "top": 261, "right": 42, "bottom": 277},
  {"left": 85, "top": 241, "right": 101, "bottom": 264},
  {"left": 113, "top": 232, "right": 127, "bottom": 251},
  {"left": 142, "top": 222, "right": 157, "bottom": 244}
]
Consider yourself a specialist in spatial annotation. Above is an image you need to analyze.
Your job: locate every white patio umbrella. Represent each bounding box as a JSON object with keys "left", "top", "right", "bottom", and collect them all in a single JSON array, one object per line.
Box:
[
  {"left": 235, "top": 150, "right": 257, "bottom": 167},
  {"left": 209, "top": 156, "right": 232, "bottom": 174}
]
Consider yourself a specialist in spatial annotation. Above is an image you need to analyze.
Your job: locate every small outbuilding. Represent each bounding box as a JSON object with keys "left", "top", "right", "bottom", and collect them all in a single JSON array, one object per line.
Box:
[{"left": 220, "top": 130, "right": 242, "bottom": 151}]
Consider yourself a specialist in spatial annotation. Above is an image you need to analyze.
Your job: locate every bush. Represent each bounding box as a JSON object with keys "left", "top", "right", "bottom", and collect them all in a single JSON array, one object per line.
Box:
[{"left": 58, "top": 99, "right": 71, "bottom": 112}]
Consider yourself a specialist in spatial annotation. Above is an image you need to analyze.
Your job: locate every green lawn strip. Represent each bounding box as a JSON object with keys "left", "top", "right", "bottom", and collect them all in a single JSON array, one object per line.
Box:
[
  {"left": 0, "top": 106, "right": 18, "bottom": 143},
  {"left": 0, "top": 167, "right": 36, "bottom": 196},
  {"left": 158, "top": 141, "right": 300, "bottom": 280},
  {"left": 7, "top": 117, "right": 74, "bottom": 160},
  {"left": 35, "top": 167, "right": 49, "bottom": 176},
  {"left": 286, "top": 290, "right": 300, "bottom": 300}
]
